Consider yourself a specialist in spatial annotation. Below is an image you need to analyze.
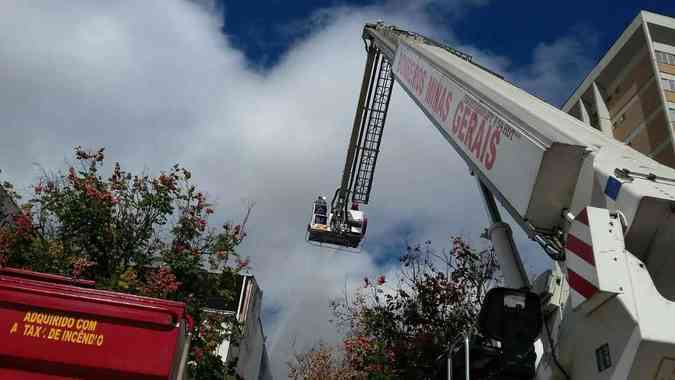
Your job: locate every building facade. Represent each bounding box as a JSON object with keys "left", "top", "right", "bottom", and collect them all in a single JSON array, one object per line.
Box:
[
  {"left": 207, "top": 274, "right": 273, "bottom": 380},
  {"left": 563, "top": 11, "right": 675, "bottom": 166},
  {"left": 0, "top": 187, "right": 19, "bottom": 227}
]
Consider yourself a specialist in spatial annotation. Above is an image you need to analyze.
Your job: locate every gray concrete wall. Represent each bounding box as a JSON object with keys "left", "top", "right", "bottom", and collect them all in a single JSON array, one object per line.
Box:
[
  {"left": 0, "top": 187, "right": 19, "bottom": 227},
  {"left": 219, "top": 275, "right": 272, "bottom": 380},
  {"left": 234, "top": 276, "right": 265, "bottom": 379}
]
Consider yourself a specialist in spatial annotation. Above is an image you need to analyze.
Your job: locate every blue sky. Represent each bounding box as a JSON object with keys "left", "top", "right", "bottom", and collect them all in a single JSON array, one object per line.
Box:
[
  {"left": 454, "top": 1, "right": 675, "bottom": 67},
  {"left": 220, "top": 1, "right": 675, "bottom": 73}
]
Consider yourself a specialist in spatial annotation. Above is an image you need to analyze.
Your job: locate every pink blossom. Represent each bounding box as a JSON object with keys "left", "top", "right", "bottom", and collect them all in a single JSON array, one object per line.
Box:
[
  {"left": 193, "top": 347, "right": 204, "bottom": 362},
  {"left": 72, "top": 258, "right": 95, "bottom": 278},
  {"left": 196, "top": 218, "right": 207, "bottom": 231},
  {"left": 141, "top": 266, "right": 180, "bottom": 297},
  {"left": 14, "top": 213, "right": 33, "bottom": 237},
  {"left": 158, "top": 174, "right": 176, "bottom": 190},
  {"left": 237, "top": 258, "right": 250, "bottom": 269}
]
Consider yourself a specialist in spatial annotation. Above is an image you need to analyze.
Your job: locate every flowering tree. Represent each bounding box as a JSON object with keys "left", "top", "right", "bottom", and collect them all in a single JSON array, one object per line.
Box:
[
  {"left": 327, "top": 238, "right": 498, "bottom": 379},
  {"left": 288, "top": 342, "right": 364, "bottom": 380},
  {"left": 0, "top": 147, "right": 250, "bottom": 379}
]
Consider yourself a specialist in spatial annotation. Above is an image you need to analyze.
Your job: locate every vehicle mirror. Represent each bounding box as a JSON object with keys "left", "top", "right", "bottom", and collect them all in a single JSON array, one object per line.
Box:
[{"left": 478, "top": 287, "right": 541, "bottom": 347}]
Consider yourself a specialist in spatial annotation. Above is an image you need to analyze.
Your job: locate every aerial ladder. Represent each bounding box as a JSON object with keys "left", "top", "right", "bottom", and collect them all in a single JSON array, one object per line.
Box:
[{"left": 308, "top": 22, "right": 675, "bottom": 379}]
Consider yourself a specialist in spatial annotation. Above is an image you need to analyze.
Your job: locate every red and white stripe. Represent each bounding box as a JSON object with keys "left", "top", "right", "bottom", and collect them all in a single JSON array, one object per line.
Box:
[{"left": 565, "top": 208, "right": 599, "bottom": 309}]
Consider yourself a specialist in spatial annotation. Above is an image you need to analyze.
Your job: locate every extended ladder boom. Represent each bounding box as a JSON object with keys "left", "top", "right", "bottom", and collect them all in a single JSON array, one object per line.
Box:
[{"left": 330, "top": 43, "right": 394, "bottom": 242}]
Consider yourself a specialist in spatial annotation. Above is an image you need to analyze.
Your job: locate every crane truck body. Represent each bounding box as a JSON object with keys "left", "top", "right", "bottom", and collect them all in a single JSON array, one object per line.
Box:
[
  {"left": 0, "top": 267, "right": 191, "bottom": 380},
  {"left": 309, "top": 22, "right": 675, "bottom": 379}
]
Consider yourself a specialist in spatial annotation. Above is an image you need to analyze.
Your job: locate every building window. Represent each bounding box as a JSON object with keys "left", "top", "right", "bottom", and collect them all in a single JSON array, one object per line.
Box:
[
  {"left": 670, "top": 108, "right": 675, "bottom": 122},
  {"left": 656, "top": 51, "right": 668, "bottom": 64},
  {"left": 656, "top": 50, "right": 675, "bottom": 66},
  {"left": 663, "top": 78, "right": 675, "bottom": 92}
]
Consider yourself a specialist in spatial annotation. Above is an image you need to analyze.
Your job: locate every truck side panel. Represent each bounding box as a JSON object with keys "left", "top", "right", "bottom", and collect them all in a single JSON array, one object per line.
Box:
[{"left": 0, "top": 270, "right": 188, "bottom": 380}]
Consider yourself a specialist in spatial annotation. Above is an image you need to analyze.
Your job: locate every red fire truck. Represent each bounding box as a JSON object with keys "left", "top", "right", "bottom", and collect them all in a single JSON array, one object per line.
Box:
[{"left": 0, "top": 267, "right": 192, "bottom": 380}]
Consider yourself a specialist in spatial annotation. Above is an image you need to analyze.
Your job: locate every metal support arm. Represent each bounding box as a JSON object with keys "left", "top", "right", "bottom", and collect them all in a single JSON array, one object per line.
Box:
[{"left": 476, "top": 178, "right": 530, "bottom": 289}]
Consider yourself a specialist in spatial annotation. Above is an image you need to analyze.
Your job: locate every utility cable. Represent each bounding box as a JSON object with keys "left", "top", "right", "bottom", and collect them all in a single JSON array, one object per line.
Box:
[{"left": 542, "top": 311, "right": 571, "bottom": 380}]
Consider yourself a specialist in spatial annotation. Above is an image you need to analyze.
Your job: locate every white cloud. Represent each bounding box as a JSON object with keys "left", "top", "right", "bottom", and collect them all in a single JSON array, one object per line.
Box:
[
  {"left": 508, "top": 27, "right": 599, "bottom": 106},
  {"left": 0, "top": 1, "right": 595, "bottom": 377}
]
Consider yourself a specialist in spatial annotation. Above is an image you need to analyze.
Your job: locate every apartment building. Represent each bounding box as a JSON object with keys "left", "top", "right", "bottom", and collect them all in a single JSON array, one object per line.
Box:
[
  {"left": 0, "top": 187, "right": 19, "bottom": 227},
  {"left": 563, "top": 11, "right": 675, "bottom": 166},
  {"left": 206, "top": 273, "right": 273, "bottom": 380}
]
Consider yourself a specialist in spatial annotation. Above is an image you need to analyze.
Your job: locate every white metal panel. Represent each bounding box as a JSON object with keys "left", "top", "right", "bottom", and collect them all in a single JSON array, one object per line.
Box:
[
  {"left": 587, "top": 208, "right": 627, "bottom": 295},
  {"left": 392, "top": 41, "right": 589, "bottom": 230},
  {"left": 393, "top": 42, "right": 545, "bottom": 216}
]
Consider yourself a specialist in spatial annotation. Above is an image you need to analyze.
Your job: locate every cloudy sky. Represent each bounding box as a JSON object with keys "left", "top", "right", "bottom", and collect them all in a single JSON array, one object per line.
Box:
[{"left": 2, "top": 0, "right": 675, "bottom": 377}]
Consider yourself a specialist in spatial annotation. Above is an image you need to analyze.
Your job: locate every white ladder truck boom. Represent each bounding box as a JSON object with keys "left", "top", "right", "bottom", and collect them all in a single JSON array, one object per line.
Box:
[
  {"left": 309, "top": 22, "right": 675, "bottom": 379},
  {"left": 308, "top": 38, "right": 394, "bottom": 248}
]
